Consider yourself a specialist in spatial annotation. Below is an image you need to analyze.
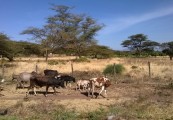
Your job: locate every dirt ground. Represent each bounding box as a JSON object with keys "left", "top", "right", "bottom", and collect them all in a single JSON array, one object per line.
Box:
[{"left": 0, "top": 80, "right": 163, "bottom": 113}]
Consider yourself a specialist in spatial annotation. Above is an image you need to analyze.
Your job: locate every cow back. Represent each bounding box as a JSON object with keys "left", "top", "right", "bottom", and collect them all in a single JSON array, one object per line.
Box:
[
  {"left": 19, "top": 72, "right": 32, "bottom": 82},
  {"left": 57, "top": 75, "right": 75, "bottom": 83},
  {"left": 44, "top": 69, "right": 58, "bottom": 77}
]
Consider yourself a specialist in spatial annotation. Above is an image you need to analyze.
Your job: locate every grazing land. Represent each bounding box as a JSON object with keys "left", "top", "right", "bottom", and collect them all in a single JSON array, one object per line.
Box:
[{"left": 0, "top": 56, "right": 173, "bottom": 120}]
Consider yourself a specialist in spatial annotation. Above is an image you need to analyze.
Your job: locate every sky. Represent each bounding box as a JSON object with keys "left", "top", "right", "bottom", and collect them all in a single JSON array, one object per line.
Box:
[{"left": 0, "top": 0, "right": 173, "bottom": 50}]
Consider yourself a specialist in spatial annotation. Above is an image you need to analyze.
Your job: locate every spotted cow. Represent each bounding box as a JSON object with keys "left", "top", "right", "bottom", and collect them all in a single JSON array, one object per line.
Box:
[{"left": 88, "top": 77, "right": 111, "bottom": 98}]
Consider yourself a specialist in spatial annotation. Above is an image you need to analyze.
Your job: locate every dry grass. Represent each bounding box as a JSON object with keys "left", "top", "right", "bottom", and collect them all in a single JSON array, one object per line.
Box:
[
  {"left": 1, "top": 56, "right": 173, "bottom": 119},
  {"left": 1, "top": 56, "right": 173, "bottom": 82}
]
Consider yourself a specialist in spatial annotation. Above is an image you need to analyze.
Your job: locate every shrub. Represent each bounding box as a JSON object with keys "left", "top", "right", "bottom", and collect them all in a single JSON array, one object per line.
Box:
[
  {"left": 103, "top": 64, "right": 125, "bottom": 75},
  {"left": 86, "top": 108, "right": 106, "bottom": 120},
  {"left": 48, "top": 60, "right": 65, "bottom": 65},
  {"left": 73, "top": 57, "right": 90, "bottom": 62},
  {"left": 53, "top": 105, "right": 78, "bottom": 120},
  {"left": 131, "top": 65, "right": 138, "bottom": 69}
]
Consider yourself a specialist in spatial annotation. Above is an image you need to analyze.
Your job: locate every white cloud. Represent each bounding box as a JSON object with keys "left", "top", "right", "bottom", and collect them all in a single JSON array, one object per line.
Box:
[{"left": 99, "top": 6, "right": 173, "bottom": 34}]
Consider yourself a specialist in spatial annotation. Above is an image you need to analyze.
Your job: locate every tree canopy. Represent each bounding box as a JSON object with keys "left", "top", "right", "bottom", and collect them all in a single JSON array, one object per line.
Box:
[
  {"left": 121, "top": 34, "right": 160, "bottom": 56},
  {"left": 0, "top": 33, "right": 14, "bottom": 61},
  {"left": 161, "top": 41, "right": 173, "bottom": 60},
  {"left": 21, "top": 5, "right": 103, "bottom": 60}
]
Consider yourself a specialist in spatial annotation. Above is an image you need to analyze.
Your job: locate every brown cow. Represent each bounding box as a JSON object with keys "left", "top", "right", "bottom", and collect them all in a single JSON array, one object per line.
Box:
[
  {"left": 88, "top": 77, "right": 111, "bottom": 98},
  {"left": 26, "top": 73, "right": 65, "bottom": 97}
]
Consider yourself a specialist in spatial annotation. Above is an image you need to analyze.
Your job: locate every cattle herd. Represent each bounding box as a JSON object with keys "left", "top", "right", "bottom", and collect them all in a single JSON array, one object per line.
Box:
[{"left": 12, "top": 69, "right": 111, "bottom": 98}]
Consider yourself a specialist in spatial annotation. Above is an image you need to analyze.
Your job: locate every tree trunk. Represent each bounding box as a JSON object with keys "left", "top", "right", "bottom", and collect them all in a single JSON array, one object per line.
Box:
[
  {"left": 45, "top": 48, "right": 48, "bottom": 62},
  {"left": 170, "top": 56, "right": 172, "bottom": 60}
]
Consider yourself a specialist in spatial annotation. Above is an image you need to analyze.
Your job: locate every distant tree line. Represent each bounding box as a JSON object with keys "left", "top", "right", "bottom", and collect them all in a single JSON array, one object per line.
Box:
[
  {"left": 0, "top": 33, "right": 43, "bottom": 61},
  {"left": 0, "top": 32, "right": 115, "bottom": 61},
  {"left": 0, "top": 5, "right": 173, "bottom": 61},
  {"left": 1, "top": 32, "right": 173, "bottom": 61},
  {"left": 121, "top": 34, "right": 173, "bottom": 60}
]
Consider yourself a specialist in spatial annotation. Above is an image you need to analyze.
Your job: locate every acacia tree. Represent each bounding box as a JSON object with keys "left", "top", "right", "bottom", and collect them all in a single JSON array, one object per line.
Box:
[
  {"left": 87, "top": 45, "right": 114, "bottom": 58},
  {"left": 161, "top": 41, "right": 173, "bottom": 60},
  {"left": 121, "top": 34, "right": 159, "bottom": 56},
  {"left": 0, "top": 33, "right": 14, "bottom": 61},
  {"left": 21, "top": 5, "right": 103, "bottom": 60}
]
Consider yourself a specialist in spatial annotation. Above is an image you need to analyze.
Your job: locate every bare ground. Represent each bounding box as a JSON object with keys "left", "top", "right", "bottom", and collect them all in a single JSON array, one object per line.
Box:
[{"left": 0, "top": 80, "right": 167, "bottom": 113}]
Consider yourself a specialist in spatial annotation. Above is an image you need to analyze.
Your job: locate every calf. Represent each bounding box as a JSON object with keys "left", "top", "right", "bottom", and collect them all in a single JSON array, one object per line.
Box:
[
  {"left": 26, "top": 74, "right": 65, "bottom": 97},
  {"left": 44, "top": 69, "right": 58, "bottom": 77},
  {"left": 76, "top": 80, "right": 90, "bottom": 91},
  {"left": 88, "top": 77, "right": 111, "bottom": 98}
]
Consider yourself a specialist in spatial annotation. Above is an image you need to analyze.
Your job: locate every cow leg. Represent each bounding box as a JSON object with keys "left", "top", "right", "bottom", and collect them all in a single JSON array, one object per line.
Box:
[
  {"left": 21, "top": 82, "right": 24, "bottom": 89},
  {"left": 104, "top": 89, "right": 107, "bottom": 97},
  {"left": 69, "top": 82, "right": 71, "bottom": 88},
  {"left": 33, "top": 87, "right": 37, "bottom": 96},
  {"left": 79, "top": 84, "right": 82, "bottom": 92},
  {"left": 26, "top": 87, "right": 31, "bottom": 97},
  {"left": 26, "top": 89, "right": 29, "bottom": 97},
  {"left": 64, "top": 81, "right": 67, "bottom": 88},
  {"left": 16, "top": 83, "right": 19, "bottom": 90},
  {"left": 16, "top": 81, "right": 22, "bottom": 89},
  {"left": 92, "top": 82, "right": 95, "bottom": 98},
  {"left": 98, "top": 86, "right": 105, "bottom": 98},
  {"left": 87, "top": 83, "right": 92, "bottom": 97},
  {"left": 45, "top": 86, "right": 49, "bottom": 97},
  {"left": 75, "top": 85, "right": 77, "bottom": 91},
  {"left": 53, "top": 86, "right": 57, "bottom": 95},
  {"left": 87, "top": 87, "right": 91, "bottom": 97}
]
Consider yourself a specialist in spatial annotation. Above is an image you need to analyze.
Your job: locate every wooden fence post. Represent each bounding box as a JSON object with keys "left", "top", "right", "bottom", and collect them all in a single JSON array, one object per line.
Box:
[
  {"left": 113, "top": 63, "right": 116, "bottom": 76},
  {"left": 148, "top": 61, "right": 151, "bottom": 78},
  {"left": 2, "top": 65, "right": 5, "bottom": 80},
  {"left": 35, "top": 64, "right": 38, "bottom": 73},
  {"left": 71, "top": 61, "right": 74, "bottom": 77},
  {"left": 0, "top": 55, "right": 2, "bottom": 67},
  {"left": 0, "top": 55, "right": 4, "bottom": 80}
]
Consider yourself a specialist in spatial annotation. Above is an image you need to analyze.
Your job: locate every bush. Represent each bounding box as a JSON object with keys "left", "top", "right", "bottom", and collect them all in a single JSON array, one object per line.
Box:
[
  {"left": 103, "top": 64, "right": 125, "bottom": 75},
  {"left": 48, "top": 60, "right": 66, "bottom": 65},
  {"left": 73, "top": 57, "right": 90, "bottom": 62},
  {"left": 53, "top": 105, "right": 78, "bottom": 120},
  {"left": 87, "top": 108, "right": 106, "bottom": 120}
]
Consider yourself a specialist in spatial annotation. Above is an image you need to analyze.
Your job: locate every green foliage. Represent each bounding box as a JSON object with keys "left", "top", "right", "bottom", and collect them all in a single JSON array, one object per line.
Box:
[
  {"left": 131, "top": 65, "right": 138, "bottom": 69},
  {"left": 161, "top": 41, "right": 173, "bottom": 60},
  {"left": 103, "top": 64, "right": 125, "bottom": 75},
  {"left": 48, "top": 60, "right": 66, "bottom": 65},
  {"left": 0, "top": 33, "right": 14, "bottom": 61},
  {"left": 73, "top": 57, "right": 90, "bottom": 62},
  {"left": 16, "top": 41, "right": 43, "bottom": 56},
  {"left": 0, "top": 116, "right": 18, "bottom": 120},
  {"left": 86, "top": 108, "right": 106, "bottom": 120},
  {"left": 21, "top": 5, "right": 103, "bottom": 59},
  {"left": 53, "top": 106, "right": 78, "bottom": 120},
  {"left": 87, "top": 45, "right": 115, "bottom": 59},
  {"left": 121, "top": 34, "right": 160, "bottom": 56},
  {"left": 0, "top": 32, "right": 43, "bottom": 61}
]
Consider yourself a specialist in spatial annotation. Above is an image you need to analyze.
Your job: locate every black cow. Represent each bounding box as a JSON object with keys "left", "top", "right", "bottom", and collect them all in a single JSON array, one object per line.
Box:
[
  {"left": 55, "top": 74, "right": 75, "bottom": 88},
  {"left": 44, "top": 69, "right": 58, "bottom": 77},
  {"left": 26, "top": 75, "right": 65, "bottom": 97}
]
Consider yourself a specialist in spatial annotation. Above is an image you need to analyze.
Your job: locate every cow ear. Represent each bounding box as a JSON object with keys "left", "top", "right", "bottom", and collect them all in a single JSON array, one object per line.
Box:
[{"left": 104, "top": 75, "right": 107, "bottom": 78}]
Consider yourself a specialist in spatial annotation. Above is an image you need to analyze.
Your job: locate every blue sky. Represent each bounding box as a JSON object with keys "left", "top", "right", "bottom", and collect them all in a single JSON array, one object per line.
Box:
[{"left": 0, "top": 0, "right": 173, "bottom": 50}]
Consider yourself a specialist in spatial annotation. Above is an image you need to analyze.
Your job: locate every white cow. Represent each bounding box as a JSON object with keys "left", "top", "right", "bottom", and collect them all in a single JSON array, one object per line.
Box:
[{"left": 76, "top": 80, "right": 90, "bottom": 91}]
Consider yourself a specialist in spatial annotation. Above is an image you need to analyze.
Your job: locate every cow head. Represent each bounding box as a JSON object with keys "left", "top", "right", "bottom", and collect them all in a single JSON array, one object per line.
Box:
[
  {"left": 71, "top": 77, "right": 76, "bottom": 83},
  {"left": 60, "top": 80, "right": 65, "bottom": 88},
  {"left": 105, "top": 80, "right": 111, "bottom": 88}
]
